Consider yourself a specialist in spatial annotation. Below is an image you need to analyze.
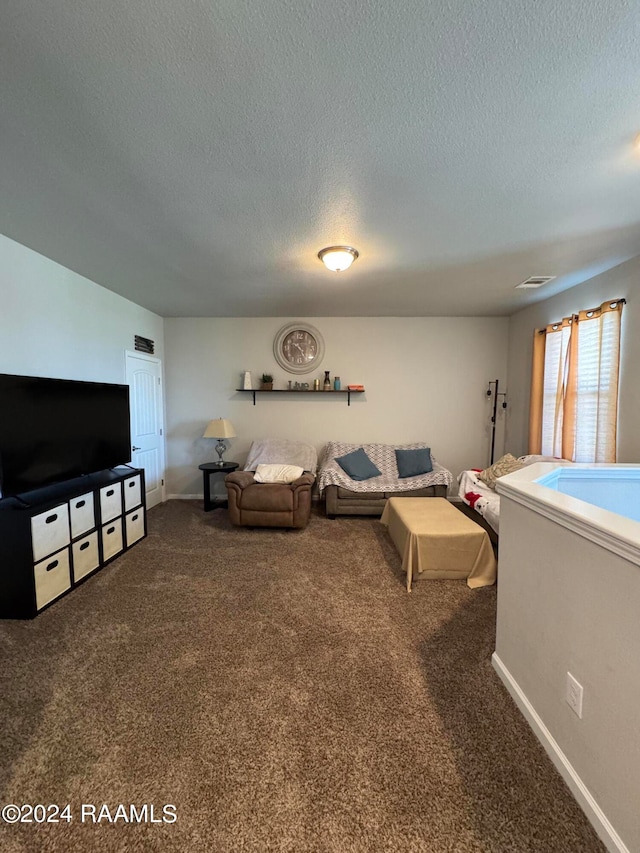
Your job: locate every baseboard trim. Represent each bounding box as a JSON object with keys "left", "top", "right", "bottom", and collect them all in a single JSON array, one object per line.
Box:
[
  {"left": 167, "top": 494, "right": 202, "bottom": 500},
  {"left": 491, "top": 653, "right": 629, "bottom": 853}
]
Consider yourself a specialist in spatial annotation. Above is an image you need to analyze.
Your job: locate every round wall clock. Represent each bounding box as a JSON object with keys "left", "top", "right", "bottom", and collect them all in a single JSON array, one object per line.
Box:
[{"left": 273, "top": 322, "right": 325, "bottom": 374}]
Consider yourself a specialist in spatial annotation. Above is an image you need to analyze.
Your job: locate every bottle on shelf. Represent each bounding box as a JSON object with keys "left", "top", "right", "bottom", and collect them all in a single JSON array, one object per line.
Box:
[
  {"left": 333, "top": 376, "right": 341, "bottom": 390},
  {"left": 323, "top": 371, "right": 331, "bottom": 390}
]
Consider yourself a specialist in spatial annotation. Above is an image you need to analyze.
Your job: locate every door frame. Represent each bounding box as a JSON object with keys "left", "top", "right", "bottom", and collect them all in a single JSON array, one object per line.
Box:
[{"left": 124, "top": 350, "right": 166, "bottom": 505}]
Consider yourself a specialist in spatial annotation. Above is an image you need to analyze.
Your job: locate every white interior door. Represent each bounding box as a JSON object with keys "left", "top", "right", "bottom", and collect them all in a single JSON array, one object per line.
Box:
[{"left": 125, "top": 351, "right": 165, "bottom": 509}]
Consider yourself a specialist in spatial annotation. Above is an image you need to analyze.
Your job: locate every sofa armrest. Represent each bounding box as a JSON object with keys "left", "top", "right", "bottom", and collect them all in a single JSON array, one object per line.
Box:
[
  {"left": 291, "top": 472, "right": 315, "bottom": 488},
  {"left": 225, "top": 471, "right": 256, "bottom": 489},
  {"left": 325, "top": 484, "right": 339, "bottom": 517}
]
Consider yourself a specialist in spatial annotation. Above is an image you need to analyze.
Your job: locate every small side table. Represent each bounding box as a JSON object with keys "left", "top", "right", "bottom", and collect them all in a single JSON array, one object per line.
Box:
[{"left": 199, "top": 461, "right": 239, "bottom": 511}]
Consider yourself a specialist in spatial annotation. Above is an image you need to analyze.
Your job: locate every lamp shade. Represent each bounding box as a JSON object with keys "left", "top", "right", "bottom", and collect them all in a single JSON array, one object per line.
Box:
[{"left": 203, "top": 418, "right": 236, "bottom": 439}]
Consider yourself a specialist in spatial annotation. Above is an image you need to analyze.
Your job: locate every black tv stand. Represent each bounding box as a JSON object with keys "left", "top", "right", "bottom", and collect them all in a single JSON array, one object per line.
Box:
[{"left": 0, "top": 467, "right": 146, "bottom": 619}]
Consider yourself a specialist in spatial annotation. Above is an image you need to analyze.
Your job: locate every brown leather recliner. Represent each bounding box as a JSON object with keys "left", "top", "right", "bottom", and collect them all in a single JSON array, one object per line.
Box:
[
  {"left": 225, "top": 470, "right": 314, "bottom": 528},
  {"left": 224, "top": 439, "right": 318, "bottom": 529}
]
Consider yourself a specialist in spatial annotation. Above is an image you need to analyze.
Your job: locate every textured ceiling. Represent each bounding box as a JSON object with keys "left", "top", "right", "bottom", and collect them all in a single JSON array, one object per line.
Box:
[{"left": 2, "top": 0, "right": 640, "bottom": 317}]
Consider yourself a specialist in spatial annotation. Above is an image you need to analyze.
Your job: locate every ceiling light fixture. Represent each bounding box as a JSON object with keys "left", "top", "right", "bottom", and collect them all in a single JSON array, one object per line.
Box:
[{"left": 317, "top": 245, "right": 359, "bottom": 272}]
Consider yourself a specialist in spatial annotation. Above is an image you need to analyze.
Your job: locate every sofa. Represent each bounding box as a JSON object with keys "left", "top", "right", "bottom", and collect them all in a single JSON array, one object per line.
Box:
[{"left": 318, "top": 441, "right": 453, "bottom": 518}]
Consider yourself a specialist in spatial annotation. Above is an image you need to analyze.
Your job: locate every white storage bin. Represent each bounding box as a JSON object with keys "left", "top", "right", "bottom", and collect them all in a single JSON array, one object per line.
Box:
[
  {"left": 100, "top": 483, "right": 122, "bottom": 523},
  {"left": 101, "top": 519, "right": 123, "bottom": 562},
  {"left": 125, "top": 508, "right": 145, "bottom": 546},
  {"left": 72, "top": 531, "right": 100, "bottom": 581},
  {"left": 70, "top": 492, "right": 95, "bottom": 539},
  {"left": 123, "top": 474, "right": 142, "bottom": 511},
  {"left": 31, "top": 504, "right": 70, "bottom": 564},
  {"left": 34, "top": 547, "right": 71, "bottom": 610}
]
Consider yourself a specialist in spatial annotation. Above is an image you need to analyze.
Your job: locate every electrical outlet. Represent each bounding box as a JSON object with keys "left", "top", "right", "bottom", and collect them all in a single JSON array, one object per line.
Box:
[{"left": 566, "top": 672, "right": 584, "bottom": 718}]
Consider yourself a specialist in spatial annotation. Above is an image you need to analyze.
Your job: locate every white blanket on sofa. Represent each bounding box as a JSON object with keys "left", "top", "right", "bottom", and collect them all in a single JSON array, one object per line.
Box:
[
  {"left": 244, "top": 439, "right": 318, "bottom": 474},
  {"left": 317, "top": 441, "right": 453, "bottom": 494}
]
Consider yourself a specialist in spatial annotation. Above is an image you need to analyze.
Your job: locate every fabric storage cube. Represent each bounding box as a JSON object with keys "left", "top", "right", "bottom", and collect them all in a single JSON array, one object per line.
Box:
[
  {"left": 31, "top": 504, "right": 70, "bottom": 563},
  {"left": 72, "top": 532, "right": 100, "bottom": 581},
  {"left": 34, "top": 547, "right": 71, "bottom": 610}
]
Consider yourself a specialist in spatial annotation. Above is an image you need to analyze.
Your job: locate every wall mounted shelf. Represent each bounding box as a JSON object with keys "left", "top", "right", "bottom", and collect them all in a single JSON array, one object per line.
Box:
[{"left": 235, "top": 389, "right": 365, "bottom": 406}]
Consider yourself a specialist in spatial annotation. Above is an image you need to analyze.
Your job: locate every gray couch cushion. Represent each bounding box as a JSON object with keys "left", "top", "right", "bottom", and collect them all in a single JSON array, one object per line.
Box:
[
  {"left": 335, "top": 448, "right": 382, "bottom": 481},
  {"left": 395, "top": 447, "right": 433, "bottom": 478}
]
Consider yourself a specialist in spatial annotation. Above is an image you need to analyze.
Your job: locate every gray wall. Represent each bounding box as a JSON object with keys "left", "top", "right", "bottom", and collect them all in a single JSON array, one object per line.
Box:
[
  {"left": 495, "top": 493, "right": 640, "bottom": 851},
  {"left": 164, "top": 316, "right": 510, "bottom": 497},
  {"left": 505, "top": 256, "right": 640, "bottom": 460},
  {"left": 0, "top": 235, "right": 164, "bottom": 382}
]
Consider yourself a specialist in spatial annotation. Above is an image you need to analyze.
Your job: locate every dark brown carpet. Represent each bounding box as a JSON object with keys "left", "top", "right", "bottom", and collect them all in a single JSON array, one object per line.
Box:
[{"left": 0, "top": 501, "right": 605, "bottom": 853}]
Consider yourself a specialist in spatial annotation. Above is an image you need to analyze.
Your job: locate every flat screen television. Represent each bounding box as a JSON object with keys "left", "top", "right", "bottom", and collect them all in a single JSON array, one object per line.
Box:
[{"left": 0, "top": 373, "right": 131, "bottom": 498}]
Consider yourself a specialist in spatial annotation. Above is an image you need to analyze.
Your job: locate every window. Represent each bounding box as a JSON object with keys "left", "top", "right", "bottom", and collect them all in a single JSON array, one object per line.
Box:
[{"left": 529, "top": 299, "right": 624, "bottom": 462}]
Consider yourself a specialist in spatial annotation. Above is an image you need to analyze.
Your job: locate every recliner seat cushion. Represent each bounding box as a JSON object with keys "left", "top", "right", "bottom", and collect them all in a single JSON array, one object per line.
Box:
[{"left": 238, "top": 483, "right": 295, "bottom": 512}]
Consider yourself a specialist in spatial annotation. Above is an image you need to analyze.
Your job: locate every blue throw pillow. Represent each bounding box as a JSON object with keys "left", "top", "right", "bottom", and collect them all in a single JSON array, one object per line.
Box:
[
  {"left": 395, "top": 447, "right": 433, "bottom": 478},
  {"left": 335, "top": 448, "right": 381, "bottom": 481}
]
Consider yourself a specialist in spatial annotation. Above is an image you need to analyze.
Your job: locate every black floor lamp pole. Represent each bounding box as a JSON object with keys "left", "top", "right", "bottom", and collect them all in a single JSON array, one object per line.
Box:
[{"left": 487, "top": 380, "right": 507, "bottom": 465}]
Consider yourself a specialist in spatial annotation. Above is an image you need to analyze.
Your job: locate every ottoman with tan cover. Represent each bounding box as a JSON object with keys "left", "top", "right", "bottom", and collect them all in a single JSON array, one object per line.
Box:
[{"left": 380, "top": 497, "right": 496, "bottom": 592}]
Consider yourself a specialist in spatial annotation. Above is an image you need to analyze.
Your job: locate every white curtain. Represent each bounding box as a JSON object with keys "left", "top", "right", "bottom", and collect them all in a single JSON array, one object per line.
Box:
[{"left": 529, "top": 299, "right": 623, "bottom": 463}]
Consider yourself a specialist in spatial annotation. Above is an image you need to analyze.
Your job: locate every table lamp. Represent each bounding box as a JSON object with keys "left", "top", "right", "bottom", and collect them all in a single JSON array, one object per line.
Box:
[{"left": 203, "top": 418, "right": 236, "bottom": 465}]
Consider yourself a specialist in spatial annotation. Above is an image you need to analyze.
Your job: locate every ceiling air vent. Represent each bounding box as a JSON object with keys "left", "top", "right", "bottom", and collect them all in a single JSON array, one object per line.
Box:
[
  {"left": 134, "top": 335, "right": 155, "bottom": 354},
  {"left": 515, "top": 276, "right": 556, "bottom": 290}
]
